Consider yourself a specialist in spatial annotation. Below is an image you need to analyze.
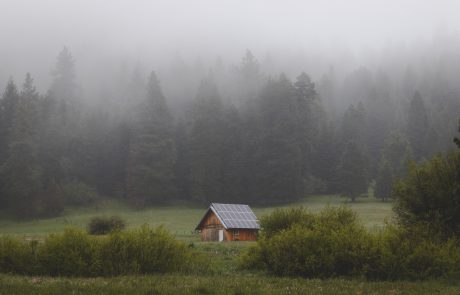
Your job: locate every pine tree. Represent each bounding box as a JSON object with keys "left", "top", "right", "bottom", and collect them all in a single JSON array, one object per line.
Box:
[
  {"left": 407, "top": 91, "right": 429, "bottom": 160},
  {"left": 311, "top": 122, "right": 339, "bottom": 193},
  {"left": 382, "top": 132, "right": 412, "bottom": 178},
  {"left": 365, "top": 71, "right": 395, "bottom": 177},
  {"left": 341, "top": 103, "right": 367, "bottom": 149},
  {"left": 375, "top": 159, "right": 393, "bottom": 202},
  {"left": 236, "top": 50, "right": 263, "bottom": 103},
  {"left": 337, "top": 141, "right": 369, "bottom": 202},
  {"left": 0, "top": 79, "right": 20, "bottom": 159},
  {"left": 173, "top": 120, "right": 191, "bottom": 200},
  {"left": 0, "top": 74, "right": 42, "bottom": 217},
  {"left": 99, "top": 121, "right": 131, "bottom": 198},
  {"left": 49, "top": 47, "right": 76, "bottom": 101},
  {"left": 317, "top": 67, "right": 337, "bottom": 117},
  {"left": 374, "top": 132, "right": 412, "bottom": 202},
  {"left": 220, "top": 105, "right": 246, "bottom": 202},
  {"left": 125, "top": 71, "right": 176, "bottom": 206},
  {"left": 17, "top": 73, "right": 39, "bottom": 137},
  {"left": 0, "top": 79, "right": 20, "bottom": 208},
  {"left": 294, "top": 72, "right": 316, "bottom": 99},
  {"left": 39, "top": 47, "right": 80, "bottom": 187},
  {"left": 188, "top": 79, "right": 226, "bottom": 203},
  {"left": 249, "top": 75, "right": 303, "bottom": 203},
  {"left": 293, "top": 72, "right": 324, "bottom": 193}
]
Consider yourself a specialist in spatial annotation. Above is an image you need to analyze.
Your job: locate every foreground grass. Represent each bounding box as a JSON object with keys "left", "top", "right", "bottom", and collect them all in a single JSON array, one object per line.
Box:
[
  {"left": 0, "top": 274, "right": 458, "bottom": 295},
  {"left": 0, "top": 195, "right": 392, "bottom": 240}
]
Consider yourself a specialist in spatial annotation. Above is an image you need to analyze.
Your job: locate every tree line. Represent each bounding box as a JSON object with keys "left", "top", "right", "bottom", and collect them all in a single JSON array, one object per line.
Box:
[{"left": 0, "top": 48, "right": 458, "bottom": 218}]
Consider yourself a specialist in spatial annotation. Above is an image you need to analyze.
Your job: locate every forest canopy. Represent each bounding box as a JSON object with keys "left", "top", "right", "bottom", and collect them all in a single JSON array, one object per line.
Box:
[{"left": 0, "top": 44, "right": 459, "bottom": 218}]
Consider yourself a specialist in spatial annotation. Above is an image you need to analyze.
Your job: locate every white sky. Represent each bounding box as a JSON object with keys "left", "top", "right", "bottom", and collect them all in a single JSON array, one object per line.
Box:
[{"left": 1, "top": 0, "right": 459, "bottom": 90}]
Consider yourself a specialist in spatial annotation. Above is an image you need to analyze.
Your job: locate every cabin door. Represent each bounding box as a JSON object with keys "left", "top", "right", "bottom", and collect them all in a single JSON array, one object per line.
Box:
[{"left": 218, "top": 229, "right": 224, "bottom": 242}]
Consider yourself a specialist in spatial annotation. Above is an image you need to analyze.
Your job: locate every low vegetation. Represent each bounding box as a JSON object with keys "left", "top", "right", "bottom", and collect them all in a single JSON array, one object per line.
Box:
[
  {"left": 393, "top": 151, "right": 460, "bottom": 238},
  {"left": 0, "top": 225, "right": 207, "bottom": 277},
  {"left": 1, "top": 274, "right": 460, "bottom": 295},
  {"left": 87, "top": 215, "right": 126, "bottom": 235},
  {"left": 241, "top": 206, "right": 460, "bottom": 280}
]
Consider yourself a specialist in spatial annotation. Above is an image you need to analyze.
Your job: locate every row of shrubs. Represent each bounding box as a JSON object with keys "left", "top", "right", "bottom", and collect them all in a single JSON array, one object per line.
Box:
[
  {"left": 0, "top": 225, "right": 207, "bottom": 277},
  {"left": 240, "top": 207, "right": 460, "bottom": 280}
]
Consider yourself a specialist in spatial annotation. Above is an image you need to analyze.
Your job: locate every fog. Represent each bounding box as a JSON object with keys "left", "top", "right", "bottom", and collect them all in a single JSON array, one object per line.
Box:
[
  {"left": 2, "top": 0, "right": 460, "bottom": 213},
  {"left": 2, "top": 0, "right": 460, "bottom": 92}
]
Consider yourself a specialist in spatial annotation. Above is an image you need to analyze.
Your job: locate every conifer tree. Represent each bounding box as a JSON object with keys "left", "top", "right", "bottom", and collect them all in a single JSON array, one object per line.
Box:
[
  {"left": 374, "top": 132, "right": 412, "bottom": 202},
  {"left": 125, "top": 72, "right": 176, "bottom": 206},
  {"left": 173, "top": 120, "right": 191, "bottom": 200},
  {"left": 236, "top": 50, "right": 263, "bottom": 102},
  {"left": 341, "top": 103, "right": 367, "bottom": 148},
  {"left": 0, "top": 79, "right": 20, "bottom": 208},
  {"left": 49, "top": 47, "right": 76, "bottom": 101},
  {"left": 293, "top": 72, "right": 322, "bottom": 192},
  {"left": 337, "top": 141, "right": 369, "bottom": 202},
  {"left": 250, "top": 75, "right": 303, "bottom": 203},
  {"left": 0, "top": 74, "right": 41, "bottom": 217},
  {"left": 0, "top": 79, "right": 20, "bottom": 160},
  {"left": 407, "top": 91, "right": 428, "bottom": 160},
  {"left": 188, "top": 79, "right": 226, "bottom": 203},
  {"left": 40, "top": 47, "right": 80, "bottom": 187},
  {"left": 375, "top": 159, "right": 393, "bottom": 202}
]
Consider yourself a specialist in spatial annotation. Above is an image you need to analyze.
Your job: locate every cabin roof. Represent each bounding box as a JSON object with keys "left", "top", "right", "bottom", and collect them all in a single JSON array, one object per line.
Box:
[{"left": 195, "top": 203, "right": 260, "bottom": 230}]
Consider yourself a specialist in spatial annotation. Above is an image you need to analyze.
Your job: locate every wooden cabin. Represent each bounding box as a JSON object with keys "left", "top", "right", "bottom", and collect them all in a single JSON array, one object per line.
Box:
[{"left": 195, "top": 203, "right": 260, "bottom": 242}]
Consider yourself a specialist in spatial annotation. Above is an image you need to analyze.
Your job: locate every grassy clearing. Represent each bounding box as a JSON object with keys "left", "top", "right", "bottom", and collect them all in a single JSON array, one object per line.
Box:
[
  {"left": 0, "top": 195, "right": 392, "bottom": 240},
  {"left": 0, "top": 197, "right": 456, "bottom": 294},
  {"left": 0, "top": 274, "right": 458, "bottom": 295}
]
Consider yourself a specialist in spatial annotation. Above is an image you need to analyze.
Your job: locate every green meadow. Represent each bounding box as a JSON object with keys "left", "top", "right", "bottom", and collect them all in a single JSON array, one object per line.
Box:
[
  {"left": 0, "top": 195, "right": 392, "bottom": 240},
  {"left": 4, "top": 196, "right": 454, "bottom": 295}
]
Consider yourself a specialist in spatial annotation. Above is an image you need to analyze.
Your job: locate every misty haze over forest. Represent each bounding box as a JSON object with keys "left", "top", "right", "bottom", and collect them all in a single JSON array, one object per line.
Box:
[{"left": 1, "top": 0, "right": 460, "bottom": 217}]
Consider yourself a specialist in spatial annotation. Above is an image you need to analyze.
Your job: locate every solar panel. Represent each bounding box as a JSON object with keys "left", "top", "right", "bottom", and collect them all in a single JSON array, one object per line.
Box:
[{"left": 210, "top": 203, "right": 260, "bottom": 229}]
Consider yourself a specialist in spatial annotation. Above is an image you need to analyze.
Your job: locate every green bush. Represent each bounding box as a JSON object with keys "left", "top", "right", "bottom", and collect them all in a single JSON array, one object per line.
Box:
[
  {"left": 241, "top": 207, "right": 460, "bottom": 280},
  {"left": 259, "top": 206, "right": 358, "bottom": 239},
  {"left": 393, "top": 152, "right": 460, "bottom": 238},
  {"left": 88, "top": 216, "right": 126, "bottom": 235},
  {"left": 0, "top": 225, "right": 201, "bottom": 277},
  {"left": 370, "top": 224, "right": 460, "bottom": 280},
  {"left": 243, "top": 207, "right": 376, "bottom": 278},
  {"left": 259, "top": 207, "right": 314, "bottom": 239},
  {"left": 36, "top": 228, "right": 99, "bottom": 276},
  {"left": 0, "top": 236, "right": 35, "bottom": 274},
  {"left": 98, "top": 225, "right": 191, "bottom": 275}
]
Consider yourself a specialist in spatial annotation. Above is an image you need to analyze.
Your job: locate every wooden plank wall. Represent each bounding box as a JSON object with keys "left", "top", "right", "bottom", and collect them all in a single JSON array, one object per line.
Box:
[
  {"left": 199, "top": 210, "right": 259, "bottom": 241},
  {"left": 227, "top": 229, "right": 258, "bottom": 241},
  {"left": 200, "top": 211, "right": 225, "bottom": 241}
]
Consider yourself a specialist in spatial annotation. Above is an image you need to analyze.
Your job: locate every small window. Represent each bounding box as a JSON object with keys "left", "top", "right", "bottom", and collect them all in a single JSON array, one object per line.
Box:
[{"left": 233, "top": 229, "right": 239, "bottom": 237}]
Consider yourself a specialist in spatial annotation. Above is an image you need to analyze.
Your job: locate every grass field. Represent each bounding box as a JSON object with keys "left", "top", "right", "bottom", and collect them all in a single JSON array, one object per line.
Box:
[
  {"left": 1, "top": 274, "right": 459, "bottom": 295},
  {"left": 0, "top": 195, "right": 392, "bottom": 240},
  {"left": 4, "top": 195, "right": 439, "bottom": 295}
]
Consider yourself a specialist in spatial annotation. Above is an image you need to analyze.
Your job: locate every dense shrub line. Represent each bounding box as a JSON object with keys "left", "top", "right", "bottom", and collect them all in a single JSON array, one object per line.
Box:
[
  {"left": 87, "top": 216, "right": 126, "bottom": 235},
  {"left": 0, "top": 226, "right": 206, "bottom": 277},
  {"left": 241, "top": 207, "right": 460, "bottom": 280}
]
